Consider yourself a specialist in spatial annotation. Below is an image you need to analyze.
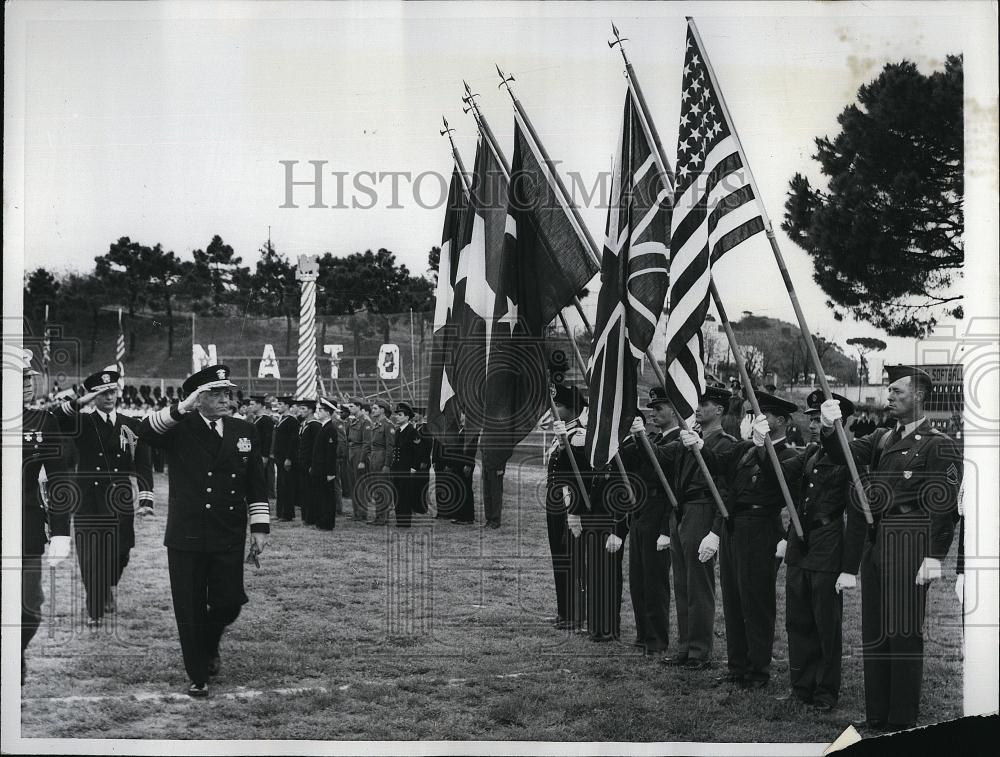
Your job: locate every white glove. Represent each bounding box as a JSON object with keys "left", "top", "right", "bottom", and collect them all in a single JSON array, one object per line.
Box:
[
  {"left": 630, "top": 417, "right": 645, "bottom": 435},
  {"left": 775, "top": 539, "right": 787, "bottom": 560},
  {"left": 552, "top": 420, "right": 568, "bottom": 437},
  {"left": 835, "top": 573, "right": 857, "bottom": 593},
  {"left": 136, "top": 501, "right": 154, "bottom": 519},
  {"left": 567, "top": 514, "right": 583, "bottom": 538},
  {"left": 45, "top": 535, "right": 72, "bottom": 567},
  {"left": 698, "top": 531, "right": 720, "bottom": 562},
  {"left": 955, "top": 574, "right": 965, "bottom": 603},
  {"left": 606, "top": 534, "right": 623, "bottom": 553},
  {"left": 751, "top": 414, "right": 770, "bottom": 447},
  {"left": 561, "top": 486, "right": 572, "bottom": 508},
  {"left": 679, "top": 430, "right": 704, "bottom": 451},
  {"left": 915, "top": 557, "right": 943, "bottom": 585},
  {"left": 656, "top": 534, "right": 671, "bottom": 551},
  {"left": 819, "top": 399, "right": 842, "bottom": 428}
]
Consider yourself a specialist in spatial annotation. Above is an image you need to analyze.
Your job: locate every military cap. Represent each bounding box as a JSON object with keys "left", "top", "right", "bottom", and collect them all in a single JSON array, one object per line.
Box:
[
  {"left": 700, "top": 385, "right": 733, "bottom": 406},
  {"left": 395, "top": 401, "right": 415, "bottom": 418},
  {"left": 646, "top": 386, "right": 670, "bottom": 408},
  {"left": 805, "top": 389, "right": 854, "bottom": 418},
  {"left": 753, "top": 390, "right": 798, "bottom": 417},
  {"left": 18, "top": 348, "right": 40, "bottom": 376},
  {"left": 347, "top": 396, "right": 365, "bottom": 407},
  {"left": 318, "top": 397, "right": 338, "bottom": 413},
  {"left": 248, "top": 394, "right": 267, "bottom": 403},
  {"left": 276, "top": 395, "right": 295, "bottom": 405},
  {"left": 373, "top": 398, "right": 391, "bottom": 413},
  {"left": 551, "top": 383, "right": 588, "bottom": 411},
  {"left": 182, "top": 364, "right": 236, "bottom": 395},
  {"left": 885, "top": 364, "right": 934, "bottom": 387},
  {"left": 298, "top": 399, "right": 317, "bottom": 412},
  {"left": 83, "top": 368, "right": 121, "bottom": 392}
]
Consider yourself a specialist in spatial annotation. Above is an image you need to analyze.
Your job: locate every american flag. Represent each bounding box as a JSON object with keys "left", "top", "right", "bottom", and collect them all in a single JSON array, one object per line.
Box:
[
  {"left": 115, "top": 307, "right": 126, "bottom": 380},
  {"left": 584, "top": 89, "right": 670, "bottom": 469},
  {"left": 661, "top": 21, "right": 765, "bottom": 422}
]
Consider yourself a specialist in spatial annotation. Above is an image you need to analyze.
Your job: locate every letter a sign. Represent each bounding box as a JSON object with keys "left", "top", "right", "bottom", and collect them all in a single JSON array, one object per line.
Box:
[
  {"left": 378, "top": 343, "right": 400, "bottom": 380},
  {"left": 258, "top": 344, "right": 281, "bottom": 379}
]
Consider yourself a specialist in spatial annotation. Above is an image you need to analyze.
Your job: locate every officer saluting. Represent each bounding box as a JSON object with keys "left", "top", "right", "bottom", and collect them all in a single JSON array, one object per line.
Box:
[
  {"left": 819, "top": 365, "right": 961, "bottom": 731},
  {"left": 137, "top": 365, "right": 269, "bottom": 698},
  {"left": 766, "top": 391, "right": 865, "bottom": 711}
]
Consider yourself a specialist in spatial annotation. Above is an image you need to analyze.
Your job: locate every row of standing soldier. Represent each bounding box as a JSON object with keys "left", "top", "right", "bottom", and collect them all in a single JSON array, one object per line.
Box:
[{"left": 544, "top": 365, "right": 961, "bottom": 731}]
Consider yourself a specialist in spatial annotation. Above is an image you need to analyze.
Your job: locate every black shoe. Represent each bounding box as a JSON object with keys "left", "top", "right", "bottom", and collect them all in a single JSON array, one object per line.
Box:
[
  {"left": 713, "top": 672, "right": 744, "bottom": 687},
  {"left": 775, "top": 691, "right": 810, "bottom": 704},
  {"left": 809, "top": 701, "right": 836, "bottom": 713},
  {"left": 682, "top": 658, "right": 711, "bottom": 671},
  {"left": 740, "top": 678, "right": 768, "bottom": 691},
  {"left": 660, "top": 655, "right": 688, "bottom": 666},
  {"left": 589, "top": 633, "right": 619, "bottom": 643},
  {"left": 644, "top": 648, "right": 668, "bottom": 659},
  {"left": 207, "top": 656, "right": 221, "bottom": 677},
  {"left": 629, "top": 638, "right": 645, "bottom": 648},
  {"left": 853, "top": 718, "right": 887, "bottom": 730},
  {"left": 187, "top": 682, "right": 209, "bottom": 698}
]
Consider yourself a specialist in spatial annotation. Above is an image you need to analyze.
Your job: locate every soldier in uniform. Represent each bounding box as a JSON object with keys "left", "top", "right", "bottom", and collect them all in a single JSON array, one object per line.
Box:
[
  {"left": 20, "top": 349, "right": 72, "bottom": 683},
  {"left": 547, "top": 384, "right": 590, "bottom": 632},
  {"left": 137, "top": 365, "right": 269, "bottom": 698},
  {"left": 246, "top": 396, "right": 275, "bottom": 509},
  {"left": 272, "top": 397, "right": 299, "bottom": 522},
  {"left": 346, "top": 398, "right": 371, "bottom": 520},
  {"left": 413, "top": 407, "right": 432, "bottom": 514},
  {"left": 365, "top": 399, "right": 396, "bottom": 526},
  {"left": 296, "top": 400, "right": 321, "bottom": 526},
  {"left": 311, "top": 397, "right": 339, "bottom": 530},
  {"left": 698, "top": 390, "right": 799, "bottom": 690},
  {"left": 389, "top": 402, "right": 419, "bottom": 528},
  {"left": 52, "top": 369, "right": 155, "bottom": 624},
  {"left": 618, "top": 392, "right": 677, "bottom": 657},
  {"left": 481, "top": 443, "right": 505, "bottom": 530},
  {"left": 334, "top": 406, "right": 349, "bottom": 516},
  {"left": 449, "top": 412, "right": 479, "bottom": 524},
  {"left": 654, "top": 385, "right": 736, "bottom": 670},
  {"left": 819, "top": 365, "right": 961, "bottom": 731},
  {"left": 763, "top": 390, "right": 864, "bottom": 711}
]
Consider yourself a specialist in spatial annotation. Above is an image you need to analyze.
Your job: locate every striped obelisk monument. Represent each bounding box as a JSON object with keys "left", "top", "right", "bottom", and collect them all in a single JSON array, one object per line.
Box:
[{"left": 295, "top": 254, "right": 320, "bottom": 400}]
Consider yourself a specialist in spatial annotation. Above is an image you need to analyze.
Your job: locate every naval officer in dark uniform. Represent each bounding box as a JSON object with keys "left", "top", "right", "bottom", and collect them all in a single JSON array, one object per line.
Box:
[
  {"left": 138, "top": 365, "right": 269, "bottom": 698},
  {"left": 311, "top": 397, "right": 339, "bottom": 530},
  {"left": 819, "top": 365, "right": 961, "bottom": 731},
  {"left": 272, "top": 397, "right": 299, "bottom": 521},
  {"left": 389, "top": 402, "right": 419, "bottom": 528}
]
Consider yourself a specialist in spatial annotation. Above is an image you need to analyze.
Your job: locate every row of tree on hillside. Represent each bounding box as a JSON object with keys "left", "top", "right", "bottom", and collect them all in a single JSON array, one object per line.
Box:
[{"left": 25, "top": 237, "right": 436, "bottom": 358}]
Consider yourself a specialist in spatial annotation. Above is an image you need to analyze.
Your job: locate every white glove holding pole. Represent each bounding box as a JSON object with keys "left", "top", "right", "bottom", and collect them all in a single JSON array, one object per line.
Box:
[
  {"left": 774, "top": 539, "right": 787, "bottom": 560},
  {"left": 834, "top": 573, "right": 857, "bottom": 593},
  {"left": 698, "top": 531, "right": 720, "bottom": 562},
  {"left": 820, "top": 399, "right": 842, "bottom": 428},
  {"left": 751, "top": 415, "right": 770, "bottom": 447},
  {"left": 656, "top": 535, "right": 671, "bottom": 551},
  {"left": 630, "top": 417, "right": 645, "bottom": 435},
  {"left": 680, "top": 430, "right": 704, "bottom": 451},
  {"left": 915, "top": 557, "right": 943, "bottom": 585},
  {"left": 606, "top": 534, "right": 623, "bottom": 553},
  {"left": 567, "top": 514, "right": 583, "bottom": 538},
  {"left": 552, "top": 420, "right": 568, "bottom": 437},
  {"left": 45, "top": 535, "right": 72, "bottom": 567}
]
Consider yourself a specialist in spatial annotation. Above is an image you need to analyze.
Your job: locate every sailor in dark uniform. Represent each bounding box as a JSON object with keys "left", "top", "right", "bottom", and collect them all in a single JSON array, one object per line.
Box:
[
  {"left": 272, "top": 397, "right": 299, "bottom": 522},
  {"left": 311, "top": 398, "right": 339, "bottom": 530},
  {"left": 52, "top": 368, "right": 154, "bottom": 624},
  {"left": 546, "top": 384, "right": 590, "bottom": 632},
  {"left": 698, "top": 391, "right": 800, "bottom": 690},
  {"left": 295, "top": 400, "right": 320, "bottom": 525},
  {"left": 389, "top": 402, "right": 419, "bottom": 528},
  {"left": 246, "top": 396, "right": 275, "bottom": 510},
  {"left": 19, "top": 349, "right": 72, "bottom": 683},
  {"left": 413, "top": 408, "right": 432, "bottom": 514},
  {"left": 819, "top": 365, "right": 961, "bottom": 730},
  {"left": 137, "top": 365, "right": 269, "bottom": 698}
]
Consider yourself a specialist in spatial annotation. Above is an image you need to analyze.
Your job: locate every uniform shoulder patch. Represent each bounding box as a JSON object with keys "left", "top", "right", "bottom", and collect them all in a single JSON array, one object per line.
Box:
[{"left": 946, "top": 462, "right": 959, "bottom": 485}]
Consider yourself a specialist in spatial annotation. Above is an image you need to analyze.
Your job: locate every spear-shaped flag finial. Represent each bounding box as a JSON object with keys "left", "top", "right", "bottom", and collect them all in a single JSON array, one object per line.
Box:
[
  {"left": 440, "top": 115, "right": 452, "bottom": 135},
  {"left": 608, "top": 22, "right": 630, "bottom": 66},
  {"left": 496, "top": 64, "right": 516, "bottom": 99}
]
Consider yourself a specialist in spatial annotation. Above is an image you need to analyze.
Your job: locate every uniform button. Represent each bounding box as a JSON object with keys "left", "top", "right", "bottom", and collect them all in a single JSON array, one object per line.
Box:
[
  {"left": 229, "top": 506, "right": 234, "bottom": 510},
  {"left": 113, "top": 468, "right": 119, "bottom": 472},
  {"left": 230, "top": 490, "right": 235, "bottom": 494},
  {"left": 231, "top": 474, "right": 236, "bottom": 478},
  {"left": 94, "top": 482, "right": 99, "bottom": 486},
  {"left": 96, "top": 466, "right": 101, "bottom": 471},
  {"left": 813, "top": 469, "right": 818, "bottom": 474},
  {"left": 205, "top": 504, "right": 211, "bottom": 509},
  {"left": 206, "top": 487, "right": 213, "bottom": 493},
  {"left": 207, "top": 472, "right": 213, "bottom": 477},
  {"left": 809, "top": 483, "right": 814, "bottom": 488}
]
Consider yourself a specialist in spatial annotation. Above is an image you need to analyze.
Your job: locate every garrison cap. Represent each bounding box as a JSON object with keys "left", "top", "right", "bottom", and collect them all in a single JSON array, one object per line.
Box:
[
  {"left": 885, "top": 364, "right": 934, "bottom": 386},
  {"left": 83, "top": 369, "right": 120, "bottom": 393},
  {"left": 347, "top": 396, "right": 365, "bottom": 406},
  {"left": 182, "top": 364, "right": 236, "bottom": 395},
  {"left": 373, "top": 398, "right": 391, "bottom": 413},
  {"left": 805, "top": 390, "right": 855, "bottom": 418},
  {"left": 754, "top": 390, "right": 798, "bottom": 416}
]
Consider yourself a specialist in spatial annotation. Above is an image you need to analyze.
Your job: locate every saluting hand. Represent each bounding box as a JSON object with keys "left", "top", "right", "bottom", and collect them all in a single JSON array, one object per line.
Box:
[{"left": 178, "top": 385, "right": 209, "bottom": 414}]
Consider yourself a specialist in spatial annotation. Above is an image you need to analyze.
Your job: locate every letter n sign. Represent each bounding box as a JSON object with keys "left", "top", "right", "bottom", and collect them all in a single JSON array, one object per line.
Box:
[{"left": 378, "top": 344, "right": 400, "bottom": 380}]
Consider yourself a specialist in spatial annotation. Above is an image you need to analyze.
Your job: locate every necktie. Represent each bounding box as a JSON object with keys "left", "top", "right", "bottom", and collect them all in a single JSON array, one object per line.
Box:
[{"left": 211, "top": 420, "right": 221, "bottom": 437}]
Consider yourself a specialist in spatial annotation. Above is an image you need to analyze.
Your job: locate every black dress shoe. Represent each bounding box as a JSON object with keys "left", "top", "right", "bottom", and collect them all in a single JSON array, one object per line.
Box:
[
  {"left": 589, "top": 633, "right": 618, "bottom": 643},
  {"left": 661, "top": 655, "right": 688, "bottom": 666},
  {"left": 852, "top": 718, "right": 887, "bottom": 730},
  {"left": 714, "top": 672, "right": 744, "bottom": 687},
  {"left": 187, "top": 682, "right": 209, "bottom": 698},
  {"left": 644, "top": 648, "right": 668, "bottom": 659},
  {"left": 207, "top": 656, "right": 221, "bottom": 677},
  {"left": 809, "top": 701, "right": 836, "bottom": 713},
  {"left": 682, "top": 658, "right": 711, "bottom": 671}
]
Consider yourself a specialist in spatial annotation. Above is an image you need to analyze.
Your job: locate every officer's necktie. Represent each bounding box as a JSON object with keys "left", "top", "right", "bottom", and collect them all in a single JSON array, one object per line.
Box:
[{"left": 211, "top": 419, "right": 222, "bottom": 438}]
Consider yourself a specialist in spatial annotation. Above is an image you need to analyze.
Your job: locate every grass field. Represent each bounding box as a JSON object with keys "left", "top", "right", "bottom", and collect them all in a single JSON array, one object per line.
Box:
[{"left": 19, "top": 460, "right": 964, "bottom": 744}]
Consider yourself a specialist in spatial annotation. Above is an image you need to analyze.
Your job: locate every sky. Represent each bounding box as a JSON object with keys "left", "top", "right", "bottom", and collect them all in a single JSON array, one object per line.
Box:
[{"left": 5, "top": 0, "right": 998, "bottom": 377}]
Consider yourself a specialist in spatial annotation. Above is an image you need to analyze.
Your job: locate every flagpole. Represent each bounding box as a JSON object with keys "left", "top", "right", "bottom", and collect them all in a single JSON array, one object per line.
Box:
[
  {"left": 441, "top": 116, "right": 474, "bottom": 196},
  {"left": 613, "top": 31, "right": 802, "bottom": 539},
  {"left": 686, "top": 18, "right": 872, "bottom": 525},
  {"left": 496, "top": 65, "right": 728, "bottom": 521}
]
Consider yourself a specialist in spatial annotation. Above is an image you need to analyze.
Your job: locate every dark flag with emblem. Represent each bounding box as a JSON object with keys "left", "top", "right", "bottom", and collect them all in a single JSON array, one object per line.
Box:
[
  {"left": 661, "top": 20, "right": 766, "bottom": 422},
  {"left": 483, "top": 120, "right": 601, "bottom": 464},
  {"left": 426, "top": 164, "right": 472, "bottom": 441},
  {"left": 584, "top": 89, "right": 671, "bottom": 469},
  {"left": 450, "top": 136, "right": 509, "bottom": 434}
]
